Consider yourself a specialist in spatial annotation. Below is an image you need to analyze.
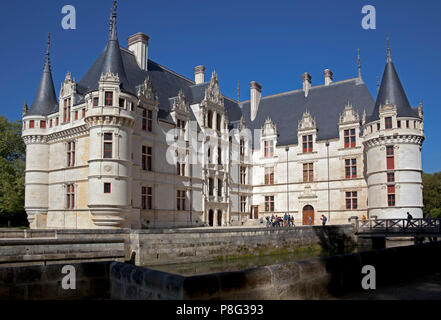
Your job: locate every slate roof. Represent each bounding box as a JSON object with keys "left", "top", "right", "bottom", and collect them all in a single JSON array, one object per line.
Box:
[
  {"left": 27, "top": 35, "right": 59, "bottom": 116},
  {"left": 368, "top": 54, "right": 419, "bottom": 122},
  {"left": 240, "top": 78, "right": 375, "bottom": 147}
]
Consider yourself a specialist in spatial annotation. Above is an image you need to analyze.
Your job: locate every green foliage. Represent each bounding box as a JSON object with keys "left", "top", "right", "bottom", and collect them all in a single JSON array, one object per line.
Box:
[
  {"left": 423, "top": 172, "right": 441, "bottom": 218},
  {"left": 0, "top": 116, "right": 27, "bottom": 226}
]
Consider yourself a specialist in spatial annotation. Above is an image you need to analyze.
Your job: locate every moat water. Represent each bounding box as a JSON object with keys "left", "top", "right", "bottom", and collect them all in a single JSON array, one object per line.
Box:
[{"left": 144, "top": 239, "right": 414, "bottom": 277}]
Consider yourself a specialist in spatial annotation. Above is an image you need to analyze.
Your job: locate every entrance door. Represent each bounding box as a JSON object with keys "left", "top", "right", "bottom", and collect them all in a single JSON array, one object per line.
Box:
[
  {"left": 302, "top": 205, "right": 314, "bottom": 225},
  {"left": 253, "top": 206, "right": 259, "bottom": 219},
  {"left": 208, "top": 210, "right": 214, "bottom": 227}
]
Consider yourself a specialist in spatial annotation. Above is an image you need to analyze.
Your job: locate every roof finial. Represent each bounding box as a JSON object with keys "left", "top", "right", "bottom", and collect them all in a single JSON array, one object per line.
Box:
[
  {"left": 386, "top": 35, "right": 392, "bottom": 63},
  {"left": 237, "top": 80, "right": 240, "bottom": 102},
  {"left": 44, "top": 32, "right": 51, "bottom": 72},
  {"left": 376, "top": 76, "right": 380, "bottom": 92},
  {"left": 357, "top": 48, "right": 362, "bottom": 79},
  {"left": 109, "top": 0, "right": 118, "bottom": 40}
]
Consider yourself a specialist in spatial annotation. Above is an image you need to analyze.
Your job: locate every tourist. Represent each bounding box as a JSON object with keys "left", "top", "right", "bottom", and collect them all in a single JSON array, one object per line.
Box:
[
  {"left": 320, "top": 215, "right": 327, "bottom": 226},
  {"left": 426, "top": 212, "right": 432, "bottom": 225},
  {"left": 265, "top": 216, "right": 270, "bottom": 228},
  {"left": 361, "top": 215, "right": 367, "bottom": 221},
  {"left": 308, "top": 216, "right": 312, "bottom": 225},
  {"left": 291, "top": 216, "right": 295, "bottom": 227},
  {"left": 284, "top": 213, "right": 289, "bottom": 227},
  {"left": 406, "top": 212, "right": 413, "bottom": 228}
]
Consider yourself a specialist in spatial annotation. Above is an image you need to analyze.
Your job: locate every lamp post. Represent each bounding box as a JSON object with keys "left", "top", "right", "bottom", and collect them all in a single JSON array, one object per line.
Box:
[
  {"left": 285, "top": 146, "right": 289, "bottom": 214},
  {"left": 325, "top": 140, "right": 330, "bottom": 222}
]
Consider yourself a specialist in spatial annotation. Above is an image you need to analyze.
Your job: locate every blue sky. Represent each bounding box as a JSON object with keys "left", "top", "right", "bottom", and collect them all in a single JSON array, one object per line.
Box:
[{"left": 0, "top": 0, "right": 440, "bottom": 172}]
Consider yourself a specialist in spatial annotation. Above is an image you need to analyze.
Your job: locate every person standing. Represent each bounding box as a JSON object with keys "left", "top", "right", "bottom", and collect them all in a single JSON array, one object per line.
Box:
[
  {"left": 406, "top": 212, "right": 413, "bottom": 228},
  {"left": 308, "top": 215, "right": 312, "bottom": 225},
  {"left": 320, "top": 214, "right": 327, "bottom": 226}
]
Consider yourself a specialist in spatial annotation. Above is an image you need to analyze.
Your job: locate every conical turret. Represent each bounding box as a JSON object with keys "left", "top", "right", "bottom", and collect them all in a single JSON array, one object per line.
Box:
[{"left": 27, "top": 33, "right": 58, "bottom": 116}]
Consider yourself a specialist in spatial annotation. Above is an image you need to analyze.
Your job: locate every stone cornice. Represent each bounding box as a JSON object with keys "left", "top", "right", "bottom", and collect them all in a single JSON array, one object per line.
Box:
[
  {"left": 22, "top": 135, "right": 48, "bottom": 145},
  {"left": 85, "top": 114, "right": 136, "bottom": 129},
  {"left": 47, "top": 124, "right": 88, "bottom": 143},
  {"left": 363, "top": 134, "right": 424, "bottom": 150}
]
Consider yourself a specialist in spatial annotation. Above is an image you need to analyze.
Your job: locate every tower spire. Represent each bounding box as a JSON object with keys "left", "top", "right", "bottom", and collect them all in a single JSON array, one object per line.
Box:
[
  {"left": 109, "top": 0, "right": 118, "bottom": 40},
  {"left": 237, "top": 80, "right": 240, "bottom": 102},
  {"left": 386, "top": 35, "right": 392, "bottom": 63},
  {"left": 357, "top": 48, "right": 362, "bottom": 79}
]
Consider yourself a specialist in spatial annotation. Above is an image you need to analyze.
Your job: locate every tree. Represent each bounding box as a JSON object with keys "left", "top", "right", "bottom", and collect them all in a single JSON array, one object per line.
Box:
[
  {"left": 422, "top": 172, "right": 441, "bottom": 218},
  {"left": 0, "top": 116, "right": 27, "bottom": 227}
]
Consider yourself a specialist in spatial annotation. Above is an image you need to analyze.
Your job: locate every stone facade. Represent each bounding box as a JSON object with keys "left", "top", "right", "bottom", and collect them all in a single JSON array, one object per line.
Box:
[{"left": 21, "top": 3, "right": 424, "bottom": 230}]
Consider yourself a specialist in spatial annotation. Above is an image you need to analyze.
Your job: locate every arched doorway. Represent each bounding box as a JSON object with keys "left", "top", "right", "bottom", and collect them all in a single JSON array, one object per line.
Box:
[
  {"left": 208, "top": 210, "right": 214, "bottom": 227},
  {"left": 302, "top": 205, "right": 314, "bottom": 225},
  {"left": 217, "top": 210, "right": 222, "bottom": 226}
]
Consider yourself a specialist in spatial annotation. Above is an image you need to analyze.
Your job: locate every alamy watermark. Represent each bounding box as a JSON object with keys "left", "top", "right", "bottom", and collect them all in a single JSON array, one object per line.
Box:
[
  {"left": 361, "top": 5, "right": 376, "bottom": 30},
  {"left": 61, "top": 5, "right": 76, "bottom": 30},
  {"left": 61, "top": 265, "right": 76, "bottom": 290}
]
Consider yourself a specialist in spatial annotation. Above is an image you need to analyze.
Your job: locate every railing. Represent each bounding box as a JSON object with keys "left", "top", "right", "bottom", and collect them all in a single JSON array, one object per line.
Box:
[{"left": 352, "top": 218, "right": 441, "bottom": 236}]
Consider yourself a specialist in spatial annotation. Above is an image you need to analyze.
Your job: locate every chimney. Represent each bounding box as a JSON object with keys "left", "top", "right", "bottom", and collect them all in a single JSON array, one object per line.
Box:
[
  {"left": 324, "top": 69, "right": 333, "bottom": 86},
  {"left": 302, "top": 72, "right": 312, "bottom": 97},
  {"left": 128, "top": 33, "right": 150, "bottom": 71},
  {"left": 194, "top": 65, "right": 205, "bottom": 84},
  {"left": 250, "top": 81, "right": 262, "bottom": 121}
]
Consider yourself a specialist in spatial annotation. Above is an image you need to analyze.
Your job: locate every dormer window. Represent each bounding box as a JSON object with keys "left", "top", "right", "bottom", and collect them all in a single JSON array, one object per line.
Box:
[
  {"left": 385, "top": 117, "right": 392, "bottom": 129},
  {"left": 208, "top": 110, "right": 213, "bottom": 129},
  {"left": 264, "top": 140, "right": 274, "bottom": 158},
  {"left": 302, "top": 135, "right": 313, "bottom": 153},
  {"left": 344, "top": 129, "right": 356, "bottom": 148},
  {"left": 216, "top": 114, "right": 221, "bottom": 131},
  {"left": 105, "top": 92, "right": 113, "bottom": 106},
  {"left": 240, "top": 138, "right": 245, "bottom": 156}
]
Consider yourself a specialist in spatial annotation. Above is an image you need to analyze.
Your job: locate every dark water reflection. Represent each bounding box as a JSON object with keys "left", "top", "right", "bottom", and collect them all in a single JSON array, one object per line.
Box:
[{"left": 143, "top": 240, "right": 413, "bottom": 277}]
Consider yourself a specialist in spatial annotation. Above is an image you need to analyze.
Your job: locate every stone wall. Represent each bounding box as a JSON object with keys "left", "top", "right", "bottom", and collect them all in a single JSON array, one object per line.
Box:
[
  {"left": 130, "top": 225, "right": 355, "bottom": 266},
  {"left": 109, "top": 241, "right": 441, "bottom": 300},
  {"left": 0, "top": 261, "right": 111, "bottom": 300}
]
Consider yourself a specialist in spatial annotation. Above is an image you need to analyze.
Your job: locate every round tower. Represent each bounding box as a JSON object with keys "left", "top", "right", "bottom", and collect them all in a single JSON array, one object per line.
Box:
[
  {"left": 363, "top": 39, "right": 425, "bottom": 219},
  {"left": 22, "top": 34, "right": 58, "bottom": 228}
]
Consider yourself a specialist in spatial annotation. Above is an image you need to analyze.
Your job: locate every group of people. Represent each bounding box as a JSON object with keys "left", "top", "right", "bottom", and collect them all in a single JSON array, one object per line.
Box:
[
  {"left": 264, "top": 214, "right": 295, "bottom": 228},
  {"left": 262, "top": 213, "right": 329, "bottom": 227}
]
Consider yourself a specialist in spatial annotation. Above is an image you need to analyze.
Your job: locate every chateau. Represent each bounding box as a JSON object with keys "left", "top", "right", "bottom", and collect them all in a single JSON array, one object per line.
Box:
[{"left": 21, "top": 2, "right": 425, "bottom": 229}]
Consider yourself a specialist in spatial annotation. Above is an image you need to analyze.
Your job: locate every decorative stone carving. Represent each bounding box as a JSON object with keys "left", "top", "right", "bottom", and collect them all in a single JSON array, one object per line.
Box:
[
  {"left": 379, "top": 101, "right": 397, "bottom": 115},
  {"left": 137, "top": 76, "right": 158, "bottom": 102},
  {"left": 23, "top": 135, "right": 48, "bottom": 145},
  {"left": 238, "top": 116, "right": 247, "bottom": 132},
  {"left": 362, "top": 109, "right": 366, "bottom": 125},
  {"left": 298, "top": 110, "right": 316, "bottom": 131},
  {"left": 99, "top": 71, "right": 120, "bottom": 83},
  {"left": 22, "top": 101, "right": 28, "bottom": 117},
  {"left": 60, "top": 72, "right": 77, "bottom": 97},
  {"left": 262, "top": 118, "right": 277, "bottom": 137},
  {"left": 339, "top": 102, "right": 360, "bottom": 125},
  {"left": 298, "top": 185, "right": 317, "bottom": 199},
  {"left": 203, "top": 71, "right": 224, "bottom": 106},
  {"left": 172, "top": 90, "right": 189, "bottom": 113},
  {"left": 418, "top": 101, "right": 423, "bottom": 119}
]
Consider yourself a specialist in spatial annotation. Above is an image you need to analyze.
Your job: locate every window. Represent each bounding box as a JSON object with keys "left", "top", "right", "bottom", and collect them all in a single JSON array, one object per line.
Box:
[
  {"left": 56, "top": 117, "right": 59, "bottom": 126},
  {"left": 216, "top": 114, "right": 221, "bottom": 131},
  {"left": 344, "top": 129, "right": 356, "bottom": 148},
  {"left": 119, "top": 98, "right": 125, "bottom": 108},
  {"left": 377, "top": 123, "right": 380, "bottom": 131},
  {"left": 142, "top": 109, "right": 153, "bottom": 132},
  {"left": 388, "top": 185, "right": 395, "bottom": 207},
  {"left": 240, "top": 196, "right": 247, "bottom": 213},
  {"left": 406, "top": 120, "right": 410, "bottom": 128},
  {"left": 63, "top": 98, "right": 71, "bottom": 123},
  {"left": 302, "top": 135, "right": 313, "bottom": 153},
  {"left": 217, "top": 147, "right": 222, "bottom": 165},
  {"left": 207, "top": 110, "right": 213, "bottom": 128},
  {"left": 82, "top": 109, "right": 86, "bottom": 118},
  {"left": 209, "top": 178, "right": 214, "bottom": 196},
  {"left": 345, "top": 191, "right": 358, "bottom": 210},
  {"left": 240, "top": 166, "right": 246, "bottom": 185},
  {"left": 66, "top": 184, "right": 75, "bottom": 209},
  {"left": 103, "top": 133, "right": 113, "bottom": 159},
  {"left": 264, "top": 140, "right": 274, "bottom": 158},
  {"left": 74, "top": 110, "right": 78, "bottom": 120},
  {"left": 50, "top": 119, "right": 53, "bottom": 128},
  {"left": 29, "top": 120, "right": 34, "bottom": 128},
  {"left": 105, "top": 92, "right": 113, "bottom": 106},
  {"left": 177, "top": 190, "right": 186, "bottom": 211},
  {"left": 177, "top": 160, "right": 185, "bottom": 176},
  {"left": 265, "top": 167, "right": 274, "bottom": 185},
  {"left": 385, "top": 117, "right": 392, "bottom": 129},
  {"left": 104, "top": 183, "right": 111, "bottom": 194},
  {"left": 386, "top": 146, "right": 394, "bottom": 170},
  {"left": 93, "top": 97, "right": 99, "bottom": 107},
  {"left": 397, "top": 120, "right": 401, "bottom": 128},
  {"left": 177, "top": 119, "right": 186, "bottom": 133},
  {"left": 265, "top": 196, "right": 275, "bottom": 212},
  {"left": 387, "top": 172, "right": 395, "bottom": 183},
  {"left": 141, "top": 186, "right": 152, "bottom": 210},
  {"left": 345, "top": 159, "right": 357, "bottom": 179},
  {"left": 217, "top": 179, "right": 222, "bottom": 196},
  {"left": 240, "top": 138, "right": 245, "bottom": 156},
  {"left": 40, "top": 120, "right": 46, "bottom": 128},
  {"left": 303, "top": 163, "right": 314, "bottom": 182},
  {"left": 67, "top": 141, "right": 75, "bottom": 167},
  {"left": 142, "top": 146, "right": 152, "bottom": 171}
]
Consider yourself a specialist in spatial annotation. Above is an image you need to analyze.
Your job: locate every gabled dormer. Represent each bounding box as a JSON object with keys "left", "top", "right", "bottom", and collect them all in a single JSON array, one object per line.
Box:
[
  {"left": 338, "top": 102, "right": 360, "bottom": 149},
  {"left": 261, "top": 118, "right": 277, "bottom": 158},
  {"left": 297, "top": 111, "right": 317, "bottom": 154}
]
